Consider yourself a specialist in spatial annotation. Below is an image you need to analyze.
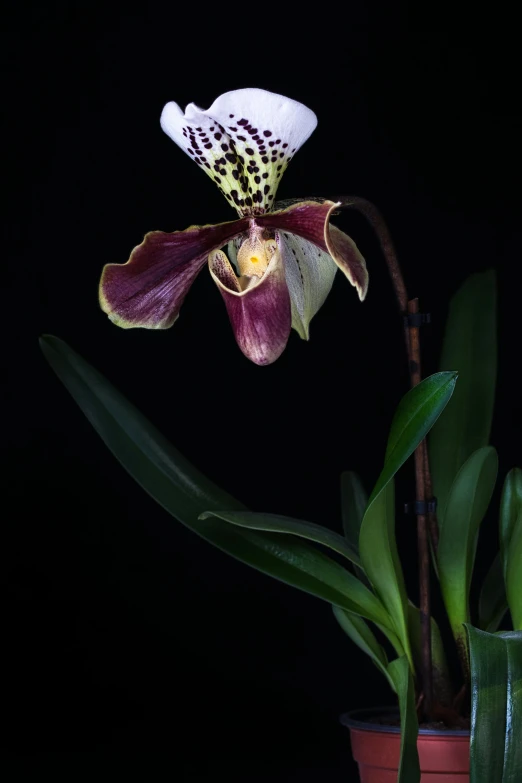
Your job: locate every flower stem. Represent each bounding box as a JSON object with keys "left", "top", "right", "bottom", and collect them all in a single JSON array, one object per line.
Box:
[
  {"left": 340, "top": 197, "right": 408, "bottom": 313},
  {"left": 407, "top": 298, "right": 433, "bottom": 719},
  {"left": 341, "top": 196, "right": 437, "bottom": 720}
]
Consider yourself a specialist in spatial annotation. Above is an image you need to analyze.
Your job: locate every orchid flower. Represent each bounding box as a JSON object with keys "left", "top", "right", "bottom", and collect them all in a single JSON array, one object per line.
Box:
[{"left": 99, "top": 89, "right": 369, "bottom": 365}]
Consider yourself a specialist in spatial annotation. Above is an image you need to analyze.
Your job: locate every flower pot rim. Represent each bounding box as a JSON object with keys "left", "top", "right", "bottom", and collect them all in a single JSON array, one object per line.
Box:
[{"left": 340, "top": 706, "right": 470, "bottom": 736}]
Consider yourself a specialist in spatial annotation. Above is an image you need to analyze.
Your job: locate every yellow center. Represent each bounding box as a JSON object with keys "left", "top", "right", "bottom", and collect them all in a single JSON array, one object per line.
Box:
[{"left": 237, "top": 235, "right": 271, "bottom": 277}]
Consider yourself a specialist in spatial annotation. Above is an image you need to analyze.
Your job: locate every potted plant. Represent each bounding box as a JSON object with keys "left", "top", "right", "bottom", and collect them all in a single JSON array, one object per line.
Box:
[{"left": 40, "top": 89, "right": 521, "bottom": 782}]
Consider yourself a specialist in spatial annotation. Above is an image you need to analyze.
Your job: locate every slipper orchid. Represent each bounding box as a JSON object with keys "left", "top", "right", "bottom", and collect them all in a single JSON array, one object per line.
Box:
[{"left": 99, "top": 89, "right": 369, "bottom": 365}]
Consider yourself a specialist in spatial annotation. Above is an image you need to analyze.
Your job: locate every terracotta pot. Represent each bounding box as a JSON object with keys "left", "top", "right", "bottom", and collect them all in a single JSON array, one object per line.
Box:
[{"left": 341, "top": 708, "right": 470, "bottom": 782}]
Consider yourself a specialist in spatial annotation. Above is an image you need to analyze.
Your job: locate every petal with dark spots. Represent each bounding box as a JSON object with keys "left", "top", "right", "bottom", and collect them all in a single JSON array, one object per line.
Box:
[
  {"left": 99, "top": 217, "right": 249, "bottom": 329},
  {"left": 208, "top": 243, "right": 291, "bottom": 365},
  {"left": 160, "top": 89, "right": 317, "bottom": 216},
  {"left": 257, "top": 200, "right": 368, "bottom": 301}
]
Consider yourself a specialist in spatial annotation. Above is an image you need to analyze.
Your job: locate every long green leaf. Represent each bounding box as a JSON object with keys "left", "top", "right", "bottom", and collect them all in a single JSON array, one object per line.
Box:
[
  {"left": 40, "top": 336, "right": 391, "bottom": 628},
  {"left": 407, "top": 603, "right": 453, "bottom": 707},
  {"left": 359, "top": 372, "right": 458, "bottom": 668},
  {"left": 478, "top": 552, "right": 508, "bottom": 633},
  {"left": 378, "top": 372, "right": 458, "bottom": 502},
  {"left": 499, "top": 468, "right": 522, "bottom": 578},
  {"left": 199, "top": 510, "right": 360, "bottom": 566},
  {"left": 502, "top": 631, "right": 522, "bottom": 781},
  {"left": 438, "top": 447, "right": 498, "bottom": 664},
  {"left": 387, "top": 656, "right": 420, "bottom": 783},
  {"left": 498, "top": 469, "right": 522, "bottom": 630},
  {"left": 340, "top": 470, "right": 369, "bottom": 584},
  {"left": 479, "top": 470, "right": 522, "bottom": 633},
  {"left": 359, "top": 479, "right": 414, "bottom": 668},
  {"left": 332, "top": 606, "right": 396, "bottom": 692},
  {"left": 40, "top": 336, "right": 245, "bottom": 517},
  {"left": 197, "top": 511, "right": 388, "bottom": 623},
  {"left": 466, "top": 625, "right": 522, "bottom": 783},
  {"left": 505, "top": 511, "right": 522, "bottom": 630},
  {"left": 429, "top": 270, "right": 497, "bottom": 523},
  {"left": 340, "top": 470, "right": 367, "bottom": 555}
]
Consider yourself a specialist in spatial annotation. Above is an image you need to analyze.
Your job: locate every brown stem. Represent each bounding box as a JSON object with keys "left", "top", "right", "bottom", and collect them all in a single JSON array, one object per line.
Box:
[
  {"left": 407, "top": 299, "right": 433, "bottom": 718},
  {"left": 342, "top": 197, "right": 437, "bottom": 719},
  {"left": 422, "top": 442, "right": 439, "bottom": 551},
  {"left": 340, "top": 197, "right": 408, "bottom": 313}
]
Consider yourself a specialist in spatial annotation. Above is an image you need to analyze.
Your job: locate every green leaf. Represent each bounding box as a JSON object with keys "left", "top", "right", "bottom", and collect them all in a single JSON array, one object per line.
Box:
[
  {"left": 199, "top": 509, "right": 360, "bottom": 566},
  {"left": 387, "top": 656, "right": 421, "bottom": 783},
  {"left": 407, "top": 603, "right": 453, "bottom": 707},
  {"left": 429, "top": 270, "right": 497, "bottom": 523},
  {"left": 498, "top": 468, "right": 522, "bottom": 630},
  {"left": 479, "top": 471, "right": 522, "bottom": 633},
  {"left": 198, "top": 510, "right": 387, "bottom": 623},
  {"left": 478, "top": 552, "right": 507, "bottom": 633},
  {"left": 340, "top": 470, "right": 369, "bottom": 585},
  {"left": 40, "top": 336, "right": 391, "bottom": 629},
  {"left": 466, "top": 625, "right": 522, "bottom": 783},
  {"left": 332, "top": 606, "right": 396, "bottom": 692},
  {"left": 359, "top": 372, "right": 458, "bottom": 669},
  {"left": 499, "top": 469, "right": 522, "bottom": 559},
  {"left": 377, "top": 372, "right": 458, "bottom": 503},
  {"left": 340, "top": 470, "right": 368, "bottom": 555},
  {"left": 505, "top": 511, "right": 522, "bottom": 630},
  {"left": 40, "top": 336, "right": 244, "bottom": 518},
  {"left": 438, "top": 447, "right": 498, "bottom": 663},
  {"left": 499, "top": 468, "right": 522, "bottom": 580},
  {"left": 359, "top": 479, "right": 414, "bottom": 668}
]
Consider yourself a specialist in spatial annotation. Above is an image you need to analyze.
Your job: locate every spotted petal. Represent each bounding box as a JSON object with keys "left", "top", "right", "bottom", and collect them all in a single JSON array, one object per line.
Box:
[
  {"left": 277, "top": 232, "right": 338, "bottom": 339},
  {"left": 256, "top": 200, "right": 369, "bottom": 300},
  {"left": 209, "top": 243, "right": 291, "bottom": 365},
  {"left": 160, "top": 89, "right": 317, "bottom": 216},
  {"left": 100, "top": 218, "right": 248, "bottom": 329}
]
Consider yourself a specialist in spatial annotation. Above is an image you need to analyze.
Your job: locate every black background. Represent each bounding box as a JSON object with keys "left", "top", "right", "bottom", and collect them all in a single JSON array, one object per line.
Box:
[{"left": 4, "top": 3, "right": 521, "bottom": 781}]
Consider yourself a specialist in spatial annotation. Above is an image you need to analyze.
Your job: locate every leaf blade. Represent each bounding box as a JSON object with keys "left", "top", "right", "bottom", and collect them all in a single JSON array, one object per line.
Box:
[
  {"left": 478, "top": 552, "right": 508, "bottom": 633},
  {"left": 429, "top": 270, "right": 497, "bottom": 522},
  {"left": 332, "top": 606, "right": 396, "bottom": 692},
  {"left": 387, "top": 656, "right": 421, "bottom": 783},
  {"left": 438, "top": 447, "right": 498, "bottom": 663},
  {"left": 505, "top": 510, "right": 522, "bottom": 630},
  {"left": 407, "top": 603, "right": 453, "bottom": 707},
  {"left": 466, "top": 625, "right": 522, "bottom": 783},
  {"left": 359, "top": 372, "right": 458, "bottom": 668},
  {"left": 200, "top": 509, "right": 360, "bottom": 565},
  {"left": 340, "top": 470, "right": 368, "bottom": 554},
  {"left": 378, "top": 372, "right": 458, "bottom": 502},
  {"left": 40, "top": 335, "right": 391, "bottom": 629},
  {"left": 359, "top": 479, "right": 413, "bottom": 666}
]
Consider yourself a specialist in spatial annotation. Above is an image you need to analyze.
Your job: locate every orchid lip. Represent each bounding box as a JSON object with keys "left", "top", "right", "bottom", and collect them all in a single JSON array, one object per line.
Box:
[{"left": 209, "top": 237, "right": 291, "bottom": 365}]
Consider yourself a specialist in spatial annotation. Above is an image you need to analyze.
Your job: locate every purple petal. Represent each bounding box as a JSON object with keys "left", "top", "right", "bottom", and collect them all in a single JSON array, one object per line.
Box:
[
  {"left": 209, "top": 245, "right": 291, "bottom": 365},
  {"left": 256, "top": 200, "right": 369, "bottom": 300},
  {"left": 100, "top": 218, "right": 249, "bottom": 328}
]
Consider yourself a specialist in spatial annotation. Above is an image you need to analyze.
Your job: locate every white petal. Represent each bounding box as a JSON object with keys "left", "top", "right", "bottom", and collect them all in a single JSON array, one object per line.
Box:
[
  {"left": 160, "top": 88, "right": 317, "bottom": 216},
  {"left": 278, "top": 231, "right": 337, "bottom": 340}
]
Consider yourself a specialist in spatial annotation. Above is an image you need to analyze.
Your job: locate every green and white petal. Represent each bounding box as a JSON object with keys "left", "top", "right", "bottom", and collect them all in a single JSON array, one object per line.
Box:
[
  {"left": 257, "top": 200, "right": 368, "bottom": 301},
  {"left": 160, "top": 88, "right": 317, "bottom": 216},
  {"left": 226, "top": 237, "right": 241, "bottom": 273},
  {"left": 277, "top": 231, "right": 337, "bottom": 340}
]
